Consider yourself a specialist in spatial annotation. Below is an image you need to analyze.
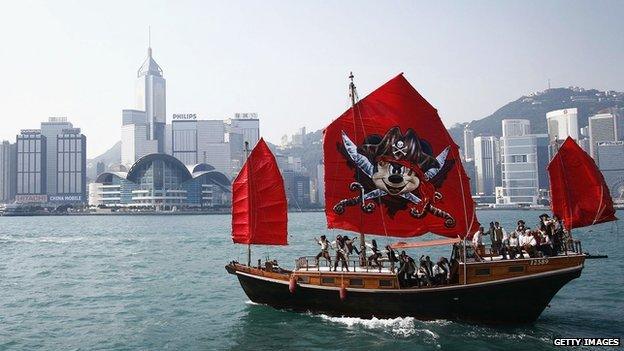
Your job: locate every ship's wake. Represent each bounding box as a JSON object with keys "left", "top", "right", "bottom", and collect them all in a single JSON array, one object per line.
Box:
[{"left": 316, "top": 314, "right": 440, "bottom": 340}]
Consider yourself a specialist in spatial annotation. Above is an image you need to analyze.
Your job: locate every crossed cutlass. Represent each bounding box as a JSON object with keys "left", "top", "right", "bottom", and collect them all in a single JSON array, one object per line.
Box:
[{"left": 333, "top": 131, "right": 456, "bottom": 228}]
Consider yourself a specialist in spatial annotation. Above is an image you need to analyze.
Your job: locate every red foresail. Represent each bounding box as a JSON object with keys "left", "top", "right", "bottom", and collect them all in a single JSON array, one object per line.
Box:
[
  {"left": 323, "top": 74, "right": 479, "bottom": 238},
  {"left": 548, "top": 137, "right": 617, "bottom": 230},
  {"left": 232, "top": 139, "right": 288, "bottom": 245}
]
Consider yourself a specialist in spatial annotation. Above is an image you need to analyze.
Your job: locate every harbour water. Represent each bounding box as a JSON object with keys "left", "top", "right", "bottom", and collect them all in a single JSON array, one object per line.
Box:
[{"left": 0, "top": 211, "right": 622, "bottom": 350}]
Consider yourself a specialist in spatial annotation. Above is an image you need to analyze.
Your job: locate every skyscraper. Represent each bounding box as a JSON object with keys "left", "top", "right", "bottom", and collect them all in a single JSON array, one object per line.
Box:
[
  {"left": 52, "top": 129, "right": 87, "bottom": 203},
  {"left": 596, "top": 141, "right": 624, "bottom": 201},
  {"left": 0, "top": 141, "right": 17, "bottom": 202},
  {"left": 500, "top": 120, "right": 539, "bottom": 204},
  {"left": 41, "top": 117, "right": 72, "bottom": 196},
  {"left": 136, "top": 44, "right": 166, "bottom": 152},
  {"left": 121, "top": 109, "right": 157, "bottom": 167},
  {"left": 15, "top": 130, "right": 47, "bottom": 202},
  {"left": 546, "top": 108, "right": 579, "bottom": 159},
  {"left": 121, "top": 41, "right": 166, "bottom": 167},
  {"left": 463, "top": 126, "right": 474, "bottom": 161},
  {"left": 588, "top": 110, "right": 624, "bottom": 160},
  {"left": 502, "top": 119, "right": 531, "bottom": 137},
  {"left": 228, "top": 113, "right": 260, "bottom": 173},
  {"left": 473, "top": 135, "right": 497, "bottom": 196}
]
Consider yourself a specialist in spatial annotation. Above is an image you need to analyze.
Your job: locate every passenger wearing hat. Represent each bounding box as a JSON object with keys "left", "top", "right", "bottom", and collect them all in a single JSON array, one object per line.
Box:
[{"left": 314, "top": 235, "right": 332, "bottom": 266}]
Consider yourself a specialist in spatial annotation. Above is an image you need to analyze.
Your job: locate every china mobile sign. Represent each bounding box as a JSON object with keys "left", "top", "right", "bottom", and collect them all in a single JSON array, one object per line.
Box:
[{"left": 49, "top": 195, "right": 84, "bottom": 203}]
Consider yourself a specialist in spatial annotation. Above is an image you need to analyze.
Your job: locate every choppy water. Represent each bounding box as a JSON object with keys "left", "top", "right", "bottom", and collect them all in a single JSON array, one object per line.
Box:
[{"left": 0, "top": 211, "right": 622, "bottom": 350}]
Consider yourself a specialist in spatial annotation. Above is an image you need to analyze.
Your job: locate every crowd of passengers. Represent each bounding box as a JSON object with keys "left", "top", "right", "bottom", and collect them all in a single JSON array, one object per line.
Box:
[
  {"left": 310, "top": 213, "right": 575, "bottom": 288},
  {"left": 313, "top": 235, "right": 456, "bottom": 287},
  {"left": 471, "top": 213, "right": 574, "bottom": 261}
]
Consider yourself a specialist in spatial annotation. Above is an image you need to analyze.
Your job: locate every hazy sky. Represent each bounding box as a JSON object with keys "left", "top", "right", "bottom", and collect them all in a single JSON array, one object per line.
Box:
[{"left": 1, "top": 0, "right": 622, "bottom": 157}]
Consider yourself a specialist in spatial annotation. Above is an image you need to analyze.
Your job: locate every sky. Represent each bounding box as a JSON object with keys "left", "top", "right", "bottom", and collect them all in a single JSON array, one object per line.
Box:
[{"left": 0, "top": 0, "right": 622, "bottom": 158}]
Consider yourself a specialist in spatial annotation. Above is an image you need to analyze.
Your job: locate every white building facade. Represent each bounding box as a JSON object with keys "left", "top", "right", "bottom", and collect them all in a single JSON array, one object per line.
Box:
[
  {"left": 473, "top": 136, "right": 497, "bottom": 196},
  {"left": 500, "top": 119, "right": 539, "bottom": 205}
]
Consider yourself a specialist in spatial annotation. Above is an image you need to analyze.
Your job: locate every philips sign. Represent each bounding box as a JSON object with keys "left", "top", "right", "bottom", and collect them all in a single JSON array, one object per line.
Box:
[{"left": 172, "top": 114, "right": 197, "bottom": 120}]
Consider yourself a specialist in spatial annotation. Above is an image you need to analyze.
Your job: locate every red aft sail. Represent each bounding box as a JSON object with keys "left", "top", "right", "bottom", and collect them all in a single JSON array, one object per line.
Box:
[
  {"left": 323, "top": 74, "right": 479, "bottom": 238},
  {"left": 232, "top": 138, "right": 288, "bottom": 245},
  {"left": 548, "top": 137, "right": 617, "bottom": 230}
]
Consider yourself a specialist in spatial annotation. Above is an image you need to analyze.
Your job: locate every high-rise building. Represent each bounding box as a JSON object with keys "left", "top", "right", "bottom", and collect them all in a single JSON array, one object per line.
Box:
[
  {"left": 596, "top": 141, "right": 624, "bottom": 201},
  {"left": 121, "top": 109, "right": 157, "bottom": 167},
  {"left": 502, "top": 119, "right": 531, "bottom": 137},
  {"left": 463, "top": 126, "right": 474, "bottom": 161},
  {"left": 473, "top": 135, "right": 497, "bottom": 196},
  {"left": 588, "top": 110, "right": 624, "bottom": 160},
  {"left": 53, "top": 129, "right": 87, "bottom": 203},
  {"left": 535, "top": 134, "right": 550, "bottom": 189},
  {"left": 0, "top": 141, "right": 17, "bottom": 202},
  {"left": 547, "top": 108, "right": 579, "bottom": 159},
  {"left": 499, "top": 120, "right": 539, "bottom": 204},
  {"left": 41, "top": 117, "right": 72, "bottom": 196},
  {"left": 283, "top": 170, "right": 311, "bottom": 208},
  {"left": 228, "top": 113, "right": 260, "bottom": 173},
  {"left": 96, "top": 162, "right": 106, "bottom": 176},
  {"left": 169, "top": 116, "right": 232, "bottom": 176},
  {"left": 172, "top": 117, "right": 198, "bottom": 165},
  {"left": 136, "top": 45, "right": 166, "bottom": 152},
  {"left": 121, "top": 43, "right": 166, "bottom": 166},
  {"left": 15, "top": 130, "right": 47, "bottom": 202},
  {"left": 316, "top": 162, "right": 325, "bottom": 205}
]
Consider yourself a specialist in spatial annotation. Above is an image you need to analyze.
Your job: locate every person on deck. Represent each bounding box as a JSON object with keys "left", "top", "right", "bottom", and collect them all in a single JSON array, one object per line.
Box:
[
  {"left": 492, "top": 222, "right": 506, "bottom": 256},
  {"left": 521, "top": 229, "right": 538, "bottom": 258},
  {"left": 314, "top": 235, "right": 332, "bottom": 266},
  {"left": 367, "top": 239, "right": 382, "bottom": 268},
  {"left": 552, "top": 215, "right": 564, "bottom": 254},
  {"left": 472, "top": 226, "right": 485, "bottom": 259},
  {"left": 385, "top": 245, "right": 399, "bottom": 272},
  {"left": 397, "top": 251, "right": 416, "bottom": 287},
  {"left": 508, "top": 231, "right": 522, "bottom": 259},
  {"left": 432, "top": 257, "right": 449, "bottom": 285},
  {"left": 343, "top": 236, "right": 360, "bottom": 256},
  {"left": 332, "top": 235, "right": 349, "bottom": 272},
  {"left": 487, "top": 221, "right": 496, "bottom": 251}
]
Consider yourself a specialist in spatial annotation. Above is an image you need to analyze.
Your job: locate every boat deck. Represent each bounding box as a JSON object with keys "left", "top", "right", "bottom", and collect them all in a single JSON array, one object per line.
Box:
[{"left": 296, "top": 266, "right": 394, "bottom": 274}]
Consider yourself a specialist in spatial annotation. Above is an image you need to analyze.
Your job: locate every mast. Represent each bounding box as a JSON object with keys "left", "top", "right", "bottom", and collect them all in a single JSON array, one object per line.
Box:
[
  {"left": 244, "top": 141, "right": 252, "bottom": 266},
  {"left": 348, "top": 72, "right": 366, "bottom": 263}
]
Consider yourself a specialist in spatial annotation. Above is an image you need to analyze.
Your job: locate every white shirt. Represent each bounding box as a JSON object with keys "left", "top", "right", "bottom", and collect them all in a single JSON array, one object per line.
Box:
[
  {"left": 521, "top": 234, "right": 536, "bottom": 246},
  {"left": 509, "top": 236, "right": 519, "bottom": 247},
  {"left": 317, "top": 239, "right": 329, "bottom": 251},
  {"left": 432, "top": 264, "right": 444, "bottom": 276},
  {"left": 472, "top": 230, "right": 483, "bottom": 246}
]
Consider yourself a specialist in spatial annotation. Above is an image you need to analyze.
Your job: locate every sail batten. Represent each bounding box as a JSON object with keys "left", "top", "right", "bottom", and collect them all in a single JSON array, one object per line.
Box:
[
  {"left": 548, "top": 137, "right": 617, "bottom": 231},
  {"left": 323, "top": 74, "right": 479, "bottom": 238},
  {"left": 231, "top": 139, "right": 288, "bottom": 245}
]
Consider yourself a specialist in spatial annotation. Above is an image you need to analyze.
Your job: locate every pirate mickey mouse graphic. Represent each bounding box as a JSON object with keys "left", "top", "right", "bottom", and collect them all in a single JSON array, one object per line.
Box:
[{"left": 333, "top": 126, "right": 456, "bottom": 228}]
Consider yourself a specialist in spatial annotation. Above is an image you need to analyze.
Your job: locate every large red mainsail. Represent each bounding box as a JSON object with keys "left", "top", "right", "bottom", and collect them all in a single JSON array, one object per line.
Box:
[
  {"left": 232, "top": 138, "right": 288, "bottom": 245},
  {"left": 324, "top": 74, "right": 479, "bottom": 238},
  {"left": 548, "top": 137, "right": 617, "bottom": 231}
]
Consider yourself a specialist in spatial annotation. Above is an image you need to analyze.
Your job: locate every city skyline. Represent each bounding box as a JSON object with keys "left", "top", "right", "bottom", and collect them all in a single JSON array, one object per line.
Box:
[{"left": 1, "top": 1, "right": 623, "bottom": 158}]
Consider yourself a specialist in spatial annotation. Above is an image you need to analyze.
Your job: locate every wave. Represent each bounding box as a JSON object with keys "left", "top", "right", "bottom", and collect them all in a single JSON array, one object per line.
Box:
[
  {"left": 0, "top": 236, "right": 86, "bottom": 244},
  {"left": 317, "top": 314, "right": 439, "bottom": 339}
]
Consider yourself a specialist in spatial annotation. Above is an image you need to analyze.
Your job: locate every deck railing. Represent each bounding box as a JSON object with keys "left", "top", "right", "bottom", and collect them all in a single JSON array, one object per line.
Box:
[{"left": 295, "top": 256, "right": 395, "bottom": 273}]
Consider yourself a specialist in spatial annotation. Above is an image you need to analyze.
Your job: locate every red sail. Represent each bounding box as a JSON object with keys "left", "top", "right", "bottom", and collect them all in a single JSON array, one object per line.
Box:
[
  {"left": 232, "top": 138, "right": 288, "bottom": 245},
  {"left": 548, "top": 137, "right": 617, "bottom": 230},
  {"left": 324, "top": 74, "right": 479, "bottom": 238}
]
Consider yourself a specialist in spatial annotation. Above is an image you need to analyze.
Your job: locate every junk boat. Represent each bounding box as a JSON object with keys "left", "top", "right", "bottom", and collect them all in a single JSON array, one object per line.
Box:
[{"left": 226, "top": 74, "right": 616, "bottom": 324}]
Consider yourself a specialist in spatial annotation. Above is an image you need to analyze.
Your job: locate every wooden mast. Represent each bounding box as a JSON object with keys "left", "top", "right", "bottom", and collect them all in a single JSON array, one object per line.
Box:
[
  {"left": 244, "top": 141, "right": 252, "bottom": 267},
  {"left": 349, "top": 72, "right": 366, "bottom": 264}
]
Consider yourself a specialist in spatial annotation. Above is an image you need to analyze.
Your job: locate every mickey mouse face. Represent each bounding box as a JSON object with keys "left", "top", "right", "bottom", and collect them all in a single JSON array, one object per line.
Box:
[{"left": 372, "top": 160, "right": 420, "bottom": 196}]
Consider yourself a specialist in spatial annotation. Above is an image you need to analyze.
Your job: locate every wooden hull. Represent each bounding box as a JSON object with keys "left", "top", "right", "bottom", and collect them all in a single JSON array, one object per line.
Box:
[{"left": 226, "top": 258, "right": 584, "bottom": 325}]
